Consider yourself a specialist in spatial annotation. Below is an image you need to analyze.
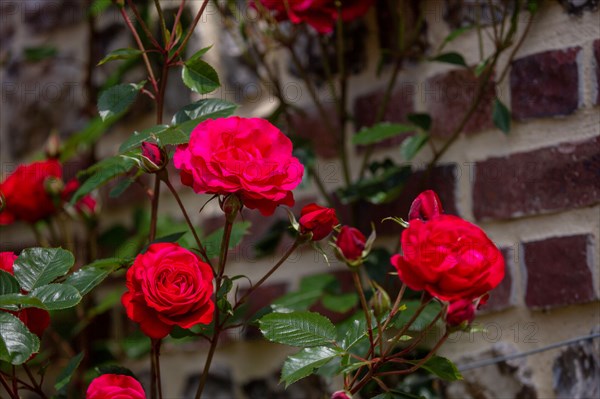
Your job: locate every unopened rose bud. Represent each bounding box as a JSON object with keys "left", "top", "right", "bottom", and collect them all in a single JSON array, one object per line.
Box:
[
  {"left": 334, "top": 226, "right": 366, "bottom": 267},
  {"left": 445, "top": 299, "right": 476, "bottom": 328},
  {"left": 370, "top": 282, "right": 391, "bottom": 318},
  {"left": 331, "top": 391, "right": 352, "bottom": 399},
  {"left": 220, "top": 194, "right": 242, "bottom": 222},
  {"left": 45, "top": 132, "right": 61, "bottom": 159},
  {"left": 408, "top": 190, "right": 443, "bottom": 221},
  {"left": 298, "top": 203, "right": 338, "bottom": 241},
  {"left": 140, "top": 142, "right": 168, "bottom": 173}
]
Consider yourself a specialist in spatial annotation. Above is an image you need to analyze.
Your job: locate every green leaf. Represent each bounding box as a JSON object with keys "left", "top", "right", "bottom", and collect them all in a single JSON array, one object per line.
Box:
[
  {"left": 281, "top": 347, "right": 340, "bottom": 387},
  {"left": 407, "top": 113, "right": 432, "bottom": 131},
  {"left": 0, "top": 270, "right": 19, "bottom": 295},
  {"left": 30, "top": 284, "right": 82, "bottom": 310},
  {"left": 0, "top": 294, "right": 47, "bottom": 311},
  {"left": 438, "top": 26, "right": 473, "bottom": 52},
  {"left": 88, "top": 0, "right": 112, "bottom": 16},
  {"left": 341, "top": 318, "right": 368, "bottom": 350},
  {"left": 187, "top": 46, "right": 213, "bottom": 62},
  {"left": 119, "top": 125, "right": 169, "bottom": 153},
  {"left": 0, "top": 312, "right": 40, "bottom": 365},
  {"left": 393, "top": 301, "right": 442, "bottom": 331},
  {"left": 182, "top": 59, "right": 220, "bottom": 94},
  {"left": 64, "top": 259, "right": 123, "bottom": 296},
  {"left": 353, "top": 123, "right": 415, "bottom": 146},
  {"left": 272, "top": 290, "right": 322, "bottom": 312},
  {"left": 13, "top": 248, "right": 75, "bottom": 291},
  {"left": 97, "top": 82, "right": 144, "bottom": 121},
  {"left": 321, "top": 293, "right": 358, "bottom": 314},
  {"left": 409, "top": 355, "right": 463, "bottom": 381},
  {"left": 98, "top": 48, "right": 143, "bottom": 66},
  {"left": 400, "top": 132, "right": 429, "bottom": 161},
  {"left": 95, "top": 365, "right": 137, "bottom": 378},
  {"left": 109, "top": 175, "right": 138, "bottom": 198},
  {"left": 71, "top": 156, "right": 137, "bottom": 203},
  {"left": 24, "top": 46, "right": 58, "bottom": 62},
  {"left": 431, "top": 52, "right": 468, "bottom": 67},
  {"left": 171, "top": 99, "right": 237, "bottom": 125},
  {"left": 492, "top": 98, "right": 511, "bottom": 134},
  {"left": 55, "top": 352, "right": 84, "bottom": 390},
  {"left": 155, "top": 126, "right": 189, "bottom": 145},
  {"left": 204, "top": 221, "right": 251, "bottom": 259},
  {"left": 259, "top": 311, "right": 336, "bottom": 347}
]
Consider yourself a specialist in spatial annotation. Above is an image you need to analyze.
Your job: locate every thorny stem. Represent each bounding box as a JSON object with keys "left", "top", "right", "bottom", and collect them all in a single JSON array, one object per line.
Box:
[
  {"left": 127, "top": 0, "right": 162, "bottom": 50},
  {"left": 166, "top": 0, "right": 187, "bottom": 51},
  {"left": 153, "top": 0, "right": 170, "bottom": 46},
  {"left": 149, "top": 176, "right": 160, "bottom": 242},
  {"left": 153, "top": 339, "right": 164, "bottom": 399}
]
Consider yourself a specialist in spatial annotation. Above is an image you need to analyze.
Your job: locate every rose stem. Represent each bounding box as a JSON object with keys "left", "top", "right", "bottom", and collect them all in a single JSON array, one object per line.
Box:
[
  {"left": 164, "top": 179, "right": 212, "bottom": 267},
  {"left": 154, "top": 339, "right": 163, "bottom": 399},
  {"left": 352, "top": 271, "right": 375, "bottom": 352},
  {"left": 0, "top": 372, "right": 18, "bottom": 399}
]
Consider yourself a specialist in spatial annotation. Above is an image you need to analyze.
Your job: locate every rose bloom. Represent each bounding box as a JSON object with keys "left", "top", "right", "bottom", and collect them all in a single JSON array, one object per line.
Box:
[
  {"left": 122, "top": 243, "right": 214, "bottom": 339},
  {"left": 336, "top": 226, "right": 366, "bottom": 262},
  {"left": 408, "top": 190, "right": 443, "bottom": 221},
  {"left": 391, "top": 215, "right": 504, "bottom": 302},
  {"left": 0, "top": 159, "right": 62, "bottom": 225},
  {"left": 299, "top": 203, "right": 338, "bottom": 240},
  {"left": 255, "top": 0, "right": 375, "bottom": 34},
  {"left": 86, "top": 374, "right": 146, "bottom": 399},
  {"left": 445, "top": 299, "right": 476, "bottom": 327},
  {"left": 174, "top": 117, "right": 304, "bottom": 216},
  {"left": 0, "top": 252, "right": 50, "bottom": 338},
  {"left": 62, "top": 179, "right": 97, "bottom": 217}
]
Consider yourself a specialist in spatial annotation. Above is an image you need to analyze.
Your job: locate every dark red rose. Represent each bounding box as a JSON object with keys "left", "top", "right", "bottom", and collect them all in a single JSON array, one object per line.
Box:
[
  {"left": 445, "top": 299, "right": 476, "bottom": 327},
  {"left": 0, "top": 160, "right": 62, "bottom": 225},
  {"left": 62, "top": 179, "right": 97, "bottom": 217},
  {"left": 86, "top": 374, "right": 146, "bottom": 399},
  {"left": 122, "top": 243, "right": 215, "bottom": 339},
  {"left": 335, "top": 226, "right": 366, "bottom": 262},
  {"left": 408, "top": 190, "right": 443, "bottom": 221},
  {"left": 391, "top": 215, "right": 504, "bottom": 302},
  {"left": 299, "top": 203, "right": 338, "bottom": 240},
  {"left": 141, "top": 142, "right": 167, "bottom": 173}
]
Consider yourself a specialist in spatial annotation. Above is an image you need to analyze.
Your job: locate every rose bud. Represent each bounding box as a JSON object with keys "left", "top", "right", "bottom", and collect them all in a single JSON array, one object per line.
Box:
[
  {"left": 408, "top": 190, "right": 443, "bottom": 221},
  {"left": 369, "top": 282, "right": 391, "bottom": 319},
  {"left": 140, "top": 142, "right": 168, "bottom": 173},
  {"left": 445, "top": 299, "right": 476, "bottom": 328},
  {"left": 298, "top": 203, "right": 338, "bottom": 241},
  {"left": 331, "top": 391, "right": 352, "bottom": 399},
  {"left": 334, "top": 226, "right": 366, "bottom": 266},
  {"left": 86, "top": 374, "right": 146, "bottom": 399}
]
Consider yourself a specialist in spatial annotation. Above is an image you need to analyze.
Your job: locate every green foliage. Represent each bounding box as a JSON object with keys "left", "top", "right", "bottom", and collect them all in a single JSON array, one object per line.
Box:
[
  {"left": 438, "top": 26, "right": 473, "bottom": 52},
  {"left": 0, "top": 312, "right": 40, "bottom": 365},
  {"left": 119, "top": 125, "right": 169, "bottom": 153},
  {"left": 23, "top": 46, "right": 58, "bottom": 61},
  {"left": 431, "top": 52, "right": 468, "bottom": 67},
  {"left": 97, "top": 48, "right": 143, "bottom": 66},
  {"left": 13, "top": 248, "right": 75, "bottom": 291},
  {"left": 0, "top": 270, "right": 19, "bottom": 295},
  {"left": 71, "top": 155, "right": 137, "bottom": 203},
  {"left": 400, "top": 132, "right": 429, "bottom": 161},
  {"left": 97, "top": 82, "right": 145, "bottom": 121},
  {"left": 29, "top": 284, "right": 82, "bottom": 310},
  {"left": 182, "top": 59, "right": 220, "bottom": 94},
  {"left": 281, "top": 346, "right": 341, "bottom": 387},
  {"left": 55, "top": 352, "right": 85, "bottom": 390},
  {"left": 393, "top": 301, "right": 442, "bottom": 331},
  {"left": 337, "top": 161, "right": 412, "bottom": 205},
  {"left": 492, "top": 98, "right": 511, "bottom": 134},
  {"left": 409, "top": 355, "right": 463, "bottom": 381},
  {"left": 407, "top": 113, "right": 432, "bottom": 131},
  {"left": 171, "top": 99, "right": 237, "bottom": 125},
  {"left": 203, "top": 221, "right": 251, "bottom": 259},
  {"left": 64, "top": 258, "right": 126, "bottom": 296},
  {"left": 259, "top": 311, "right": 336, "bottom": 347},
  {"left": 353, "top": 123, "right": 415, "bottom": 146}
]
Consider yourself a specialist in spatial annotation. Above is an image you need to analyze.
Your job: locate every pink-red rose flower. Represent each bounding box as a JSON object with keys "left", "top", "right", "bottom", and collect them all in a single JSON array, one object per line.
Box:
[
  {"left": 299, "top": 203, "right": 338, "bottom": 240},
  {"left": 62, "top": 179, "right": 97, "bottom": 217},
  {"left": 331, "top": 390, "right": 352, "bottom": 399},
  {"left": 445, "top": 299, "right": 476, "bottom": 327},
  {"left": 335, "top": 226, "right": 366, "bottom": 262},
  {"left": 174, "top": 117, "right": 304, "bottom": 216},
  {"left": 255, "top": 0, "right": 375, "bottom": 34},
  {"left": 121, "top": 243, "right": 215, "bottom": 339},
  {"left": 0, "top": 160, "right": 62, "bottom": 225},
  {"left": 408, "top": 190, "right": 443, "bottom": 221},
  {"left": 86, "top": 374, "right": 146, "bottom": 399},
  {"left": 391, "top": 215, "right": 504, "bottom": 302},
  {"left": 140, "top": 142, "right": 168, "bottom": 173},
  {"left": 0, "top": 252, "right": 51, "bottom": 338}
]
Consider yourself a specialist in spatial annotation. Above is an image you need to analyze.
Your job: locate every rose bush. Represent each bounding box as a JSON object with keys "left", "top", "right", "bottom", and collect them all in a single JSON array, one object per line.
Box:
[
  {"left": 121, "top": 243, "right": 214, "bottom": 339},
  {"left": 391, "top": 214, "right": 504, "bottom": 302},
  {"left": 0, "top": 160, "right": 62, "bottom": 225},
  {"left": 86, "top": 374, "right": 146, "bottom": 399},
  {"left": 174, "top": 116, "right": 304, "bottom": 216},
  {"left": 299, "top": 203, "right": 338, "bottom": 240}
]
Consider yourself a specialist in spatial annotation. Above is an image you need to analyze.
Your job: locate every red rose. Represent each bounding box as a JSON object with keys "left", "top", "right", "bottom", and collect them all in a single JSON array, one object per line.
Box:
[
  {"left": 0, "top": 252, "right": 50, "bottom": 338},
  {"left": 391, "top": 215, "right": 504, "bottom": 302},
  {"left": 331, "top": 390, "right": 352, "bottom": 399},
  {"left": 445, "top": 299, "right": 476, "bottom": 327},
  {"left": 339, "top": 0, "right": 375, "bottom": 22},
  {"left": 0, "top": 160, "right": 62, "bottom": 225},
  {"left": 335, "top": 226, "right": 366, "bottom": 262},
  {"left": 140, "top": 142, "right": 167, "bottom": 173},
  {"left": 174, "top": 117, "right": 304, "bottom": 216},
  {"left": 62, "top": 179, "right": 97, "bottom": 217},
  {"left": 86, "top": 374, "right": 146, "bottom": 399},
  {"left": 299, "top": 203, "right": 338, "bottom": 240},
  {"left": 408, "top": 190, "right": 443, "bottom": 221},
  {"left": 121, "top": 243, "right": 215, "bottom": 339}
]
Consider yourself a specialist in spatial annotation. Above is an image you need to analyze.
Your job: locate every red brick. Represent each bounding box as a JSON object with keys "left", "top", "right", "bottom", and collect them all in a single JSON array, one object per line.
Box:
[
  {"left": 289, "top": 105, "right": 341, "bottom": 159},
  {"left": 424, "top": 69, "right": 496, "bottom": 137},
  {"left": 510, "top": 47, "right": 581, "bottom": 120},
  {"left": 482, "top": 247, "right": 515, "bottom": 312},
  {"left": 594, "top": 40, "right": 600, "bottom": 105},
  {"left": 353, "top": 83, "right": 415, "bottom": 148},
  {"left": 334, "top": 163, "right": 458, "bottom": 235},
  {"left": 524, "top": 235, "right": 596, "bottom": 309},
  {"left": 472, "top": 136, "right": 600, "bottom": 221}
]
